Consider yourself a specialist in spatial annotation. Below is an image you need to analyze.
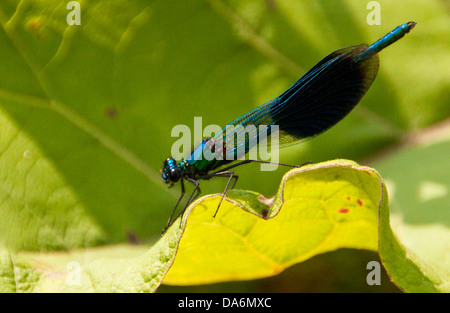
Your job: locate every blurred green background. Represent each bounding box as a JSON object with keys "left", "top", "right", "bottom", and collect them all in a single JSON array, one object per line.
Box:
[{"left": 0, "top": 0, "right": 448, "bottom": 292}]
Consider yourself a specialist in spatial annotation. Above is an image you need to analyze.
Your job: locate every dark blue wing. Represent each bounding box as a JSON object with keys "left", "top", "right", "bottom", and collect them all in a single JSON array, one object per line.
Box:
[
  {"left": 269, "top": 44, "right": 379, "bottom": 145},
  {"left": 207, "top": 44, "right": 379, "bottom": 162}
]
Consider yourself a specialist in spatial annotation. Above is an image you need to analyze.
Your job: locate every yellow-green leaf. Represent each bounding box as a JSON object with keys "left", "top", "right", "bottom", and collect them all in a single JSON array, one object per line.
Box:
[
  {"left": 3, "top": 223, "right": 183, "bottom": 292},
  {"left": 3, "top": 159, "right": 444, "bottom": 292},
  {"left": 164, "top": 160, "right": 381, "bottom": 284}
]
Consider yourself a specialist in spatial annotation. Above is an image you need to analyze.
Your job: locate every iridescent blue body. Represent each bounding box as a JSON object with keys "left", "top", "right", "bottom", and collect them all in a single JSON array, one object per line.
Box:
[
  {"left": 355, "top": 21, "right": 416, "bottom": 61},
  {"left": 160, "top": 22, "right": 416, "bottom": 232}
]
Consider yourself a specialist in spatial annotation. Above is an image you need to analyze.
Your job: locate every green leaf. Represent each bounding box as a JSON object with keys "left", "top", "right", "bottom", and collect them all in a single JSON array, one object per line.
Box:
[
  {"left": 164, "top": 160, "right": 381, "bottom": 284},
  {"left": 0, "top": 161, "right": 383, "bottom": 291},
  {"left": 2, "top": 160, "right": 445, "bottom": 292},
  {"left": 0, "top": 249, "right": 40, "bottom": 292},
  {"left": 375, "top": 139, "right": 450, "bottom": 292},
  {"left": 1, "top": 223, "right": 183, "bottom": 292},
  {"left": 163, "top": 159, "right": 446, "bottom": 292}
]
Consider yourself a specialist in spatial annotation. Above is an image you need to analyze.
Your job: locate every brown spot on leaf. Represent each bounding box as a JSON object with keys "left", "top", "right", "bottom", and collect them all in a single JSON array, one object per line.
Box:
[
  {"left": 27, "top": 18, "right": 42, "bottom": 38},
  {"left": 105, "top": 107, "right": 118, "bottom": 119},
  {"left": 357, "top": 199, "right": 363, "bottom": 206},
  {"left": 265, "top": 0, "right": 277, "bottom": 10},
  {"left": 126, "top": 230, "right": 140, "bottom": 245}
]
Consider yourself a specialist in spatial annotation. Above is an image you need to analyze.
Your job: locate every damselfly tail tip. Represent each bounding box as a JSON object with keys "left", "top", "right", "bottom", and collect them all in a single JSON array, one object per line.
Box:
[{"left": 407, "top": 21, "right": 417, "bottom": 31}]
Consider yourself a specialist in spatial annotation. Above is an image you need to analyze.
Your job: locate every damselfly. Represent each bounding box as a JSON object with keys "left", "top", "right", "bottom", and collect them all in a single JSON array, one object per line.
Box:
[{"left": 161, "top": 22, "right": 416, "bottom": 233}]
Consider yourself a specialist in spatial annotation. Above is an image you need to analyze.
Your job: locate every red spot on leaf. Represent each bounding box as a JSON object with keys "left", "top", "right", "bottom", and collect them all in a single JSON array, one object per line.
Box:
[{"left": 338, "top": 208, "right": 349, "bottom": 214}]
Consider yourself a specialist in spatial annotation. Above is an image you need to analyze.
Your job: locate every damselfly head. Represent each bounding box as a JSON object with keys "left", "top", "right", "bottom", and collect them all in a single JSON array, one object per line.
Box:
[{"left": 161, "top": 157, "right": 181, "bottom": 183}]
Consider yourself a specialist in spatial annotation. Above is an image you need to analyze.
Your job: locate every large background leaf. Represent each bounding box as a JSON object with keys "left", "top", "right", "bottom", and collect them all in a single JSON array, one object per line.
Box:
[
  {"left": 0, "top": 0, "right": 448, "bottom": 292},
  {"left": 376, "top": 138, "right": 450, "bottom": 292}
]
